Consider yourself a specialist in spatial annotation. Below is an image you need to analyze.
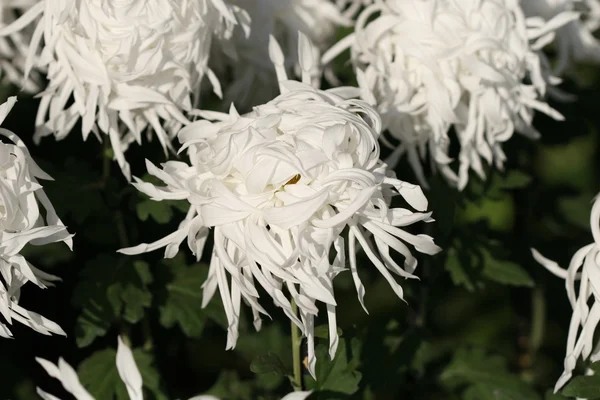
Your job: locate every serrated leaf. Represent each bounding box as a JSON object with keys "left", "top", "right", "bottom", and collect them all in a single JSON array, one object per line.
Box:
[
  {"left": 72, "top": 255, "right": 153, "bottom": 347},
  {"left": 136, "top": 199, "right": 173, "bottom": 224},
  {"left": 78, "top": 347, "right": 167, "bottom": 400},
  {"left": 482, "top": 249, "right": 534, "bottom": 288},
  {"left": 305, "top": 337, "right": 362, "bottom": 395},
  {"left": 78, "top": 349, "right": 129, "bottom": 400},
  {"left": 445, "top": 246, "right": 482, "bottom": 292},
  {"left": 441, "top": 347, "right": 540, "bottom": 400},
  {"left": 158, "top": 256, "right": 226, "bottom": 337},
  {"left": 120, "top": 261, "right": 153, "bottom": 323},
  {"left": 561, "top": 374, "right": 600, "bottom": 398},
  {"left": 250, "top": 353, "right": 288, "bottom": 376},
  {"left": 235, "top": 324, "right": 290, "bottom": 391},
  {"left": 135, "top": 175, "right": 188, "bottom": 224}
]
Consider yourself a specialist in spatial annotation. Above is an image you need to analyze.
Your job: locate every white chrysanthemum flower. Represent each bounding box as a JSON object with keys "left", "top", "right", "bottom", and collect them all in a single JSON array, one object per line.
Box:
[
  {"left": 120, "top": 34, "right": 441, "bottom": 377},
  {"left": 212, "top": 0, "right": 349, "bottom": 110},
  {"left": 36, "top": 336, "right": 312, "bottom": 400},
  {"left": 323, "top": 0, "right": 576, "bottom": 190},
  {"left": 0, "top": 0, "right": 245, "bottom": 180},
  {"left": 522, "top": 0, "right": 600, "bottom": 75},
  {"left": 0, "top": 0, "right": 41, "bottom": 92},
  {"left": 0, "top": 96, "right": 72, "bottom": 338},
  {"left": 532, "top": 194, "right": 600, "bottom": 392}
]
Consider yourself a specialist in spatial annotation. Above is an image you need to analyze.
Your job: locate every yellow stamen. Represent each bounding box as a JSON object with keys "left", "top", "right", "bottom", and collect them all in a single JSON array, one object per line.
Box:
[{"left": 285, "top": 174, "right": 301, "bottom": 185}]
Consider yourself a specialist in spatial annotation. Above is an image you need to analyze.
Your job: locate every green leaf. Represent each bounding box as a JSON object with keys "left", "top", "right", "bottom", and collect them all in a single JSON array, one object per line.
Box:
[
  {"left": 127, "top": 350, "right": 168, "bottom": 400},
  {"left": 235, "top": 324, "right": 291, "bottom": 391},
  {"left": 545, "top": 390, "right": 569, "bottom": 400},
  {"left": 495, "top": 171, "right": 532, "bottom": 190},
  {"left": 441, "top": 347, "right": 540, "bottom": 400},
  {"left": 562, "top": 374, "right": 600, "bottom": 398},
  {"left": 314, "top": 324, "right": 343, "bottom": 340},
  {"left": 78, "top": 347, "right": 167, "bottom": 400},
  {"left": 305, "top": 337, "right": 362, "bottom": 395},
  {"left": 444, "top": 244, "right": 484, "bottom": 292},
  {"left": 136, "top": 199, "right": 173, "bottom": 224},
  {"left": 158, "top": 256, "right": 226, "bottom": 337},
  {"left": 481, "top": 249, "right": 534, "bottom": 288},
  {"left": 203, "top": 371, "right": 254, "bottom": 400},
  {"left": 72, "top": 255, "right": 153, "bottom": 347},
  {"left": 135, "top": 175, "right": 188, "bottom": 224},
  {"left": 250, "top": 353, "right": 288, "bottom": 376},
  {"left": 78, "top": 349, "right": 129, "bottom": 400}
]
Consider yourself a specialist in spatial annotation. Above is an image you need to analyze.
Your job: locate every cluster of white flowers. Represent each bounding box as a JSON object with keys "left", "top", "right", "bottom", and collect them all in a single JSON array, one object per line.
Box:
[
  {"left": 0, "top": 0, "right": 247, "bottom": 180},
  {"left": 0, "top": 0, "right": 40, "bottom": 92},
  {"left": 522, "top": 0, "right": 600, "bottom": 75},
  {"left": 323, "top": 0, "right": 576, "bottom": 189},
  {"left": 0, "top": 97, "right": 72, "bottom": 338},
  {"left": 36, "top": 335, "right": 313, "bottom": 400},
  {"left": 533, "top": 193, "right": 600, "bottom": 393},
  {"left": 119, "top": 35, "right": 441, "bottom": 377},
  {"left": 211, "top": 0, "right": 349, "bottom": 111},
  {"left": 0, "top": 0, "right": 597, "bottom": 395}
]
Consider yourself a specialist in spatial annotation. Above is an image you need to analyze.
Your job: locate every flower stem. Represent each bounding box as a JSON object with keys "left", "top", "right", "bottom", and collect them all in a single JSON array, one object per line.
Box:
[
  {"left": 529, "top": 287, "right": 546, "bottom": 360},
  {"left": 291, "top": 299, "right": 303, "bottom": 391},
  {"left": 102, "top": 140, "right": 112, "bottom": 183},
  {"left": 142, "top": 317, "right": 153, "bottom": 352}
]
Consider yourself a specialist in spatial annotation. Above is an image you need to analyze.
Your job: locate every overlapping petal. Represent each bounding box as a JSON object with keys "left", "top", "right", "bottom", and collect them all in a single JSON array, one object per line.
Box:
[
  {"left": 0, "top": 0, "right": 41, "bottom": 91},
  {"left": 323, "top": 0, "right": 575, "bottom": 190},
  {"left": 522, "top": 0, "right": 600, "bottom": 75},
  {"left": 120, "top": 35, "right": 441, "bottom": 378},
  {"left": 0, "top": 96, "right": 72, "bottom": 338},
  {"left": 533, "top": 193, "right": 600, "bottom": 392},
  {"left": 0, "top": 0, "right": 246, "bottom": 180}
]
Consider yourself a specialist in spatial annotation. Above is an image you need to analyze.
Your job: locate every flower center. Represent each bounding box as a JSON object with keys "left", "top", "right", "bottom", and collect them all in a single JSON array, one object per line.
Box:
[{"left": 285, "top": 174, "right": 301, "bottom": 185}]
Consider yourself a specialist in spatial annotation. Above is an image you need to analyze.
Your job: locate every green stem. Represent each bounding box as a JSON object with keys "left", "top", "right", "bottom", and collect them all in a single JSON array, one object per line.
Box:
[
  {"left": 114, "top": 210, "right": 130, "bottom": 248},
  {"left": 142, "top": 317, "right": 153, "bottom": 352},
  {"left": 291, "top": 299, "right": 303, "bottom": 391},
  {"left": 102, "top": 140, "right": 112, "bottom": 183},
  {"left": 529, "top": 287, "right": 546, "bottom": 361}
]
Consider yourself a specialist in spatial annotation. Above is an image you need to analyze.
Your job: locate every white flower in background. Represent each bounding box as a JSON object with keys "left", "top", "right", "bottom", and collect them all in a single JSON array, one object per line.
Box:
[
  {"left": 323, "top": 0, "right": 576, "bottom": 190},
  {"left": 212, "top": 0, "right": 349, "bottom": 111},
  {"left": 36, "top": 336, "right": 312, "bottom": 400},
  {"left": 0, "top": 0, "right": 41, "bottom": 92},
  {"left": 522, "top": 0, "right": 600, "bottom": 75},
  {"left": 532, "top": 193, "right": 600, "bottom": 392},
  {"left": 120, "top": 34, "right": 441, "bottom": 378},
  {"left": 0, "top": 0, "right": 245, "bottom": 180},
  {"left": 0, "top": 96, "right": 72, "bottom": 338}
]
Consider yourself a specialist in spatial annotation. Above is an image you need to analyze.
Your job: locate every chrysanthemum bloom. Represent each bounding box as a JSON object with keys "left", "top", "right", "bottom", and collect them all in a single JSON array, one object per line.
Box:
[
  {"left": 323, "top": 0, "right": 576, "bottom": 190},
  {"left": 0, "top": 0, "right": 41, "bottom": 92},
  {"left": 36, "top": 336, "right": 312, "bottom": 400},
  {"left": 0, "top": 0, "right": 245, "bottom": 180},
  {"left": 212, "top": 0, "right": 349, "bottom": 110},
  {"left": 532, "top": 194, "right": 600, "bottom": 392},
  {"left": 120, "top": 34, "right": 441, "bottom": 377},
  {"left": 0, "top": 97, "right": 72, "bottom": 338},
  {"left": 522, "top": 0, "right": 600, "bottom": 75}
]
